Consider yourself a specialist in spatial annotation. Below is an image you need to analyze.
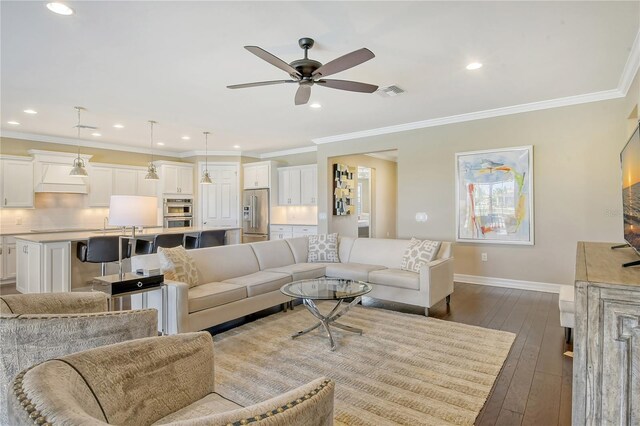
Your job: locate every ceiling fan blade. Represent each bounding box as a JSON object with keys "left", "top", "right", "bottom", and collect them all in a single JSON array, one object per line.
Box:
[
  {"left": 245, "top": 46, "right": 301, "bottom": 78},
  {"left": 227, "top": 80, "right": 296, "bottom": 89},
  {"left": 312, "top": 48, "right": 375, "bottom": 78},
  {"left": 295, "top": 85, "right": 311, "bottom": 105},
  {"left": 316, "top": 79, "right": 378, "bottom": 93}
]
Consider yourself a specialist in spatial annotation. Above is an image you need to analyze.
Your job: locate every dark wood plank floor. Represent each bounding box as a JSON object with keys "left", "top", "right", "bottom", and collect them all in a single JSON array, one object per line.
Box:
[
  {"left": 0, "top": 281, "right": 572, "bottom": 425},
  {"left": 365, "top": 282, "right": 573, "bottom": 426}
]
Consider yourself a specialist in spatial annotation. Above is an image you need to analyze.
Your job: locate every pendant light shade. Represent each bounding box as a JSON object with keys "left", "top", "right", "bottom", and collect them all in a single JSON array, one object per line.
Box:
[
  {"left": 145, "top": 120, "right": 160, "bottom": 180},
  {"left": 69, "top": 106, "right": 89, "bottom": 177},
  {"left": 200, "top": 131, "right": 213, "bottom": 185}
]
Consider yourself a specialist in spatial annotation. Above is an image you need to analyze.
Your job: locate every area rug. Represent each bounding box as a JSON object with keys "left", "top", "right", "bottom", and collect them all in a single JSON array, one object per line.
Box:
[{"left": 213, "top": 303, "right": 515, "bottom": 426}]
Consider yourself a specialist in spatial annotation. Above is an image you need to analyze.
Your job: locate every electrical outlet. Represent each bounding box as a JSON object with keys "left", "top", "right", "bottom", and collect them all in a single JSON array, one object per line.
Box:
[
  {"left": 481, "top": 253, "right": 488, "bottom": 262},
  {"left": 16, "top": 216, "right": 22, "bottom": 225}
]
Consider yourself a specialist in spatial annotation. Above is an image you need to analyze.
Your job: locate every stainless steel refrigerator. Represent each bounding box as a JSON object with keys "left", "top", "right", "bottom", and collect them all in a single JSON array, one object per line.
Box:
[{"left": 242, "top": 188, "right": 270, "bottom": 243}]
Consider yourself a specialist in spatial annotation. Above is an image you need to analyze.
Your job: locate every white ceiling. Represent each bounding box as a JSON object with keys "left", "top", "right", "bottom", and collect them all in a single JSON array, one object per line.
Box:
[{"left": 1, "top": 1, "right": 638, "bottom": 155}]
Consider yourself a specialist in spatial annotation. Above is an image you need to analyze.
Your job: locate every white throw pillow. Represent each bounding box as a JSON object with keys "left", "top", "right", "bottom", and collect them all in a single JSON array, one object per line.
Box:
[
  {"left": 401, "top": 238, "right": 442, "bottom": 273},
  {"left": 158, "top": 246, "right": 199, "bottom": 288},
  {"left": 308, "top": 233, "right": 340, "bottom": 263}
]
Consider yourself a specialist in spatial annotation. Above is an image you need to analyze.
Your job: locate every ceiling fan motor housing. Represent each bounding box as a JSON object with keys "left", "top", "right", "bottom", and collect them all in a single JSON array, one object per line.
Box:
[{"left": 290, "top": 59, "right": 322, "bottom": 79}]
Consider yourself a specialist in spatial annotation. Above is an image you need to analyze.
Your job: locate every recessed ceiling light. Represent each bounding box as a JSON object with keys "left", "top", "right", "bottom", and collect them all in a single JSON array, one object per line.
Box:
[
  {"left": 91, "top": 132, "right": 101, "bottom": 137},
  {"left": 7, "top": 121, "right": 20, "bottom": 125},
  {"left": 157, "top": 142, "right": 165, "bottom": 146},
  {"left": 46, "top": 2, "right": 74, "bottom": 15},
  {"left": 309, "top": 103, "right": 322, "bottom": 109},
  {"left": 233, "top": 145, "right": 241, "bottom": 149},
  {"left": 23, "top": 109, "right": 37, "bottom": 114},
  {"left": 466, "top": 62, "right": 483, "bottom": 70},
  {"left": 181, "top": 136, "right": 190, "bottom": 140},
  {"left": 113, "top": 124, "right": 124, "bottom": 129}
]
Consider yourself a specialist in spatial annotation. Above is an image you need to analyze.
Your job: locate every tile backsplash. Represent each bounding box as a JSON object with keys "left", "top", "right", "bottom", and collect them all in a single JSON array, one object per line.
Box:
[
  {"left": 271, "top": 205, "right": 318, "bottom": 225},
  {"left": 0, "top": 193, "right": 109, "bottom": 233}
]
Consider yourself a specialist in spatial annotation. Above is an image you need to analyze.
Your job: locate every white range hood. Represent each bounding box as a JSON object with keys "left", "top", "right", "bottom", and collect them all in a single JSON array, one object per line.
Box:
[{"left": 29, "top": 150, "right": 92, "bottom": 194}]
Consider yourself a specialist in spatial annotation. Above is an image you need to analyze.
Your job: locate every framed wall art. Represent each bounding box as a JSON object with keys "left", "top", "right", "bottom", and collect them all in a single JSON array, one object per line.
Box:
[
  {"left": 455, "top": 146, "right": 534, "bottom": 245},
  {"left": 333, "top": 163, "right": 355, "bottom": 215}
]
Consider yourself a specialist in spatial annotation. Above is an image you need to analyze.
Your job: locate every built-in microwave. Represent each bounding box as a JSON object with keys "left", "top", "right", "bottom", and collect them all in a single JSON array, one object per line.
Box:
[
  {"left": 164, "top": 217, "right": 193, "bottom": 228},
  {"left": 163, "top": 198, "right": 193, "bottom": 217}
]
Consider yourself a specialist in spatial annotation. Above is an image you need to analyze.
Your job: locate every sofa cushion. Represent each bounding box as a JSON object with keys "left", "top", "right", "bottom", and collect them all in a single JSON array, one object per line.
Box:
[
  {"left": 223, "top": 271, "right": 292, "bottom": 297},
  {"left": 401, "top": 238, "right": 442, "bottom": 273},
  {"left": 286, "top": 237, "right": 309, "bottom": 263},
  {"left": 158, "top": 246, "right": 199, "bottom": 288},
  {"left": 153, "top": 392, "right": 242, "bottom": 424},
  {"left": 559, "top": 286, "right": 575, "bottom": 314},
  {"left": 325, "top": 263, "right": 386, "bottom": 282},
  {"left": 369, "top": 268, "right": 420, "bottom": 290},
  {"left": 250, "top": 240, "right": 295, "bottom": 270},
  {"left": 338, "top": 236, "right": 356, "bottom": 263},
  {"left": 266, "top": 263, "right": 327, "bottom": 281},
  {"left": 188, "top": 282, "right": 247, "bottom": 314},
  {"left": 188, "top": 244, "right": 260, "bottom": 283},
  {"left": 308, "top": 233, "right": 339, "bottom": 263},
  {"left": 348, "top": 238, "right": 412, "bottom": 269}
]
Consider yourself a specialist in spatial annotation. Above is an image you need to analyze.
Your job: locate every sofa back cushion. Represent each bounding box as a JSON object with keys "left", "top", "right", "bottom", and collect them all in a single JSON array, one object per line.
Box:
[
  {"left": 348, "top": 238, "right": 412, "bottom": 269},
  {"left": 189, "top": 244, "right": 260, "bottom": 283},
  {"left": 338, "top": 236, "right": 356, "bottom": 263},
  {"left": 436, "top": 241, "right": 452, "bottom": 260},
  {"left": 285, "top": 237, "right": 309, "bottom": 263},
  {"left": 250, "top": 240, "right": 295, "bottom": 270}
]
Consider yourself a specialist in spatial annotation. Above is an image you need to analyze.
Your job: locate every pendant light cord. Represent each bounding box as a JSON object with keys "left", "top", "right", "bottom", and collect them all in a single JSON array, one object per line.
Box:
[
  {"left": 149, "top": 120, "right": 156, "bottom": 163},
  {"left": 76, "top": 107, "right": 81, "bottom": 158}
]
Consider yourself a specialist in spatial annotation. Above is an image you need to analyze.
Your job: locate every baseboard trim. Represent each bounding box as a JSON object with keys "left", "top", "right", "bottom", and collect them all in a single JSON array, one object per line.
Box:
[{"left": 454, "top": 274, "right": 562, "bottom": 294}]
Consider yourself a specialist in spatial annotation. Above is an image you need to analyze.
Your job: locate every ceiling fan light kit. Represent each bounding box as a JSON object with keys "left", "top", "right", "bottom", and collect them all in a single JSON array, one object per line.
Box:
[{"left": 227, "top": 37, "right": 378, "bottom": 105}]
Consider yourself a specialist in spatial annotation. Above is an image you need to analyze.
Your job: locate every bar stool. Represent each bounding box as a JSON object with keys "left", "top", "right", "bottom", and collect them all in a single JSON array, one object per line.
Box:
[
  {"left": 76, "top": 236, "right": 131, "bottom": 276},
  {"left": 184, "top": 230, "right": 226, "bottom": 249},
  {"left": 135, "top": 233, "right": 185, "bottom": 254}
]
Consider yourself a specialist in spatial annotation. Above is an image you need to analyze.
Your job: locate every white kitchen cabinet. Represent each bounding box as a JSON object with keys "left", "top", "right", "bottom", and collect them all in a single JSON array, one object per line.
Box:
[
  {"left": 137, "top": 170, "right": 158, "bottom": 197},
  {"left": 88, "top": 166, "right": 113, "bottom": 207},
  {"left": 16, "top": 240, "right": 42, "bottom": 293},
  {"left": 113, "top": 168, "right": 138, "bottom": 196},
  {"left": 300, "top": 165, "right": 317, "bottom": 205},
  {"left": 278, "top": 168, "right": 301, "bottom": 205},
  {"left": 291, "top": 225, "right": 317, "bottom": 238},
  {"left": 5, "top": 243, "right": 16, "bottom": 279},
  {"left": 243, "top": 162, "right": 272, "bottom": 189},
  {"left": 160, "top": 164, "right": 193, "bottom": 194},
  {"left": 1, "top": 158, "right": 34, "bottom": 208},
  {"left": 0, "top": 244, "right": 3, "bottom": 279}
]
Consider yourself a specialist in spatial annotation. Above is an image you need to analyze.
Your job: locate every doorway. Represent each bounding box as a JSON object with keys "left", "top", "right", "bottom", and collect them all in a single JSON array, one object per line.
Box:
[{"left": 357, "top": 166, "right": 373, "bottom": 237}]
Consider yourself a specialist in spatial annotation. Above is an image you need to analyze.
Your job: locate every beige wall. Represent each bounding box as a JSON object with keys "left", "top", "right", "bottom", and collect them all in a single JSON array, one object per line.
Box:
[
  {"left": 327, "top": 154, "right": 397, "bottom": 239},
  {"left": 266, "top": 151, "right": 318, "bottom": 167},
  {"left": 318, "top": 72, "right": 639, "bottom": 285}
]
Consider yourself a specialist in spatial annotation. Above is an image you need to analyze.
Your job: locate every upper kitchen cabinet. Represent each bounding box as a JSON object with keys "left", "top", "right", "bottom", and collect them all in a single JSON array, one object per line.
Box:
[
  {"left": 277, "top": 164, "right": 317, "bottom": 206},
  {"left": 136, "top": 170, "right": 158, "bottom": 197},
  {"left": 158, "top": 162, "right": 194, "bottom": 195},
  {"left": 0, "top": 156, "right": 34, "bottom": 208},
  {"left": 113, "top": 168, "right": 138, "bottom": 196},
  {"left": 87, "top": 166, "right": 113, "bottom": 207},
  {"left": 243, "top": 161, "right": 276, "bottom": 189}
]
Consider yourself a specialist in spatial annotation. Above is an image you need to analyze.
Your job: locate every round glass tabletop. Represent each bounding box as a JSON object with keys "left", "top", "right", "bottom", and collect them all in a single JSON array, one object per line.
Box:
[{"left": 281, "top": 278, "right": 372, "bottom": 300}]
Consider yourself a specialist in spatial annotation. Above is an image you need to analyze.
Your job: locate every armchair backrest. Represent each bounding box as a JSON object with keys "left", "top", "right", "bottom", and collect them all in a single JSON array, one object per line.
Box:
[{"left": 8, "top": 332, "right": 215, "bottom": 426}]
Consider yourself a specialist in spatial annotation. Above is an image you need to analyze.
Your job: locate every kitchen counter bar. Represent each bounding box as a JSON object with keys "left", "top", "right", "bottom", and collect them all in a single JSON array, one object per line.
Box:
[{"left": 14, "top": 226, "right": 239, "bottom": 243}]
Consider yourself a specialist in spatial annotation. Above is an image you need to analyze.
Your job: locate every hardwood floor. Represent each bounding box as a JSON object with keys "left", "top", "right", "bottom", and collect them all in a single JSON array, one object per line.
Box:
[
  {"left": 365, "top": 283, "right": 572, "bottom": 426},
  {"left": 1, "top": 281, "right": 572, "bottom": 425}
]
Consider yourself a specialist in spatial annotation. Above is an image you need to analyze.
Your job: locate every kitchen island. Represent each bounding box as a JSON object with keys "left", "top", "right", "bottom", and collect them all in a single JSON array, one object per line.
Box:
[{"left": 14, "top": 226, "right": 240, "bottom": 294}]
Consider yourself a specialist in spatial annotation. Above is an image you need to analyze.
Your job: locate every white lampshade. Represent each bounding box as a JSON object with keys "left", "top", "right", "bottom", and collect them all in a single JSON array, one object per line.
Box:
[{"left": 108, "top": 195, "right": 157, "bottom": 227}]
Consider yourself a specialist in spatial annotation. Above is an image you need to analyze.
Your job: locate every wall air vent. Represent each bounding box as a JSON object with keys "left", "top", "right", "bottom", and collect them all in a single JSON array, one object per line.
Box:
[{"left": 376, "top": 85, "right": 405, "bottom": 98}]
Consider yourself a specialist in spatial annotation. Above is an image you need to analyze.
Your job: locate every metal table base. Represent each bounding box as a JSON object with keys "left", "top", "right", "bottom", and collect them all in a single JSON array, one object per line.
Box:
[{"left": 292, "top": 296, "right": 363, "bottom": 350}]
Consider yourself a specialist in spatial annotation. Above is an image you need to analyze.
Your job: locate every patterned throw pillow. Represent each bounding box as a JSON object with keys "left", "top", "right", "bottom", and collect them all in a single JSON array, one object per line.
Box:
[
  {"left": 308, "top": 233, "right": 340, "bottom": 263},
  {"left": 401, "top": 238, "right": 442, "bottom": 273},
  {"left": 157, "top": 246, "right": 199, "bottom": 288}
]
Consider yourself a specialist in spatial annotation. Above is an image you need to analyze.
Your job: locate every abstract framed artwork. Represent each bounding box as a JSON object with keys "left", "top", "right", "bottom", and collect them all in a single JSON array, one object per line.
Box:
[{"left": 455, "top": 146, "right": 534, "bottom": 245}]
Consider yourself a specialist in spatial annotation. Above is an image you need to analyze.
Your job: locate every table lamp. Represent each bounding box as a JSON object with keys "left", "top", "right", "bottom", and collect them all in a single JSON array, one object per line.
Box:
[{"left": 108, "top": 195, "right": 157, "bottom": 278}]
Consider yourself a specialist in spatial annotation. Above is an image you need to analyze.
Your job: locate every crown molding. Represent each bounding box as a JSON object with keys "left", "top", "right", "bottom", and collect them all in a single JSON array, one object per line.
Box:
[
  {"left": 177, "top": 150, "right": 242, "bottom": 158},
  {"left": 258, "top": 145, "right": 317, "bottom": 159},
  {"left": 312, "top": 88, "right": 624, "bottom": 144},
  {"left": 618, "top": 30, "right": 640, "bottom": 95}
]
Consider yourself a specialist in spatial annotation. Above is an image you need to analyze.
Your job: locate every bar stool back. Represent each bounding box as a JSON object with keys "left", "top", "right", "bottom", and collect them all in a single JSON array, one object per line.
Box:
[{"left": 76, "top": 236, "right": 131, "bottom": 276}]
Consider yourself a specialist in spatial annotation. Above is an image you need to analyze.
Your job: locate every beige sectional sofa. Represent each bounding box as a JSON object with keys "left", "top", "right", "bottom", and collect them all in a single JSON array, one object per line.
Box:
[{"left": 132, "top": 236, "right": 453, "bottom": 334}]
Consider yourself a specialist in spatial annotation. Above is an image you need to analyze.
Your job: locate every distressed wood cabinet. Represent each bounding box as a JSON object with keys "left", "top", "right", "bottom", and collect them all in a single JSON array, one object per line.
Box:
[{"left": 573, "top": 242, "right": 640, "bottom": 425}]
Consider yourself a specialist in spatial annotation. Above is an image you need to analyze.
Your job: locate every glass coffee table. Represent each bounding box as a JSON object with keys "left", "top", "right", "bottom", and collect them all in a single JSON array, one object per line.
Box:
[{"left": 281, "top": 278, "right": 372, "bottom": 351}]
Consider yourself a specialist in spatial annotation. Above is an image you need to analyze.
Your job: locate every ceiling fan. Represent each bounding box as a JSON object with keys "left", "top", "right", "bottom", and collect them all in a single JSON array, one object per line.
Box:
[{"left": 227, "top": 37, "right": 378, "bottom": 106}]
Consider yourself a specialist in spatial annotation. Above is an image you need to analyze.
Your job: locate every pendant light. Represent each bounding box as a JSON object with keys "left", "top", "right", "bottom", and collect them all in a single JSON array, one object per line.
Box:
[
  {"left": 144, "top": 120, "right": 160, "bottom": 180},
  {"left": 200, "top": 131, "right": 213, "bottom": 185},
  {"left": 69, "top": 106, "right": 90, "bottom": 177}
]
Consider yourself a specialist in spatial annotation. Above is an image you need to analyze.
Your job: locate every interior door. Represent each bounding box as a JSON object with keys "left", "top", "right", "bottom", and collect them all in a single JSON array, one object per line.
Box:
[{"left": 200, "top": 164, "right": 239, "bottom": 228}]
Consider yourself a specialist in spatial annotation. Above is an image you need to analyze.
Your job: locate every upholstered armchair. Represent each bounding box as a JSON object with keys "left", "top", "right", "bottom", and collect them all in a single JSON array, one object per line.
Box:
[
  {"left": 0, "top": 292, "right": 158, "bottom": 425},
  {"left": 7, "top": 332, "right": 335, "bottom": 426}
]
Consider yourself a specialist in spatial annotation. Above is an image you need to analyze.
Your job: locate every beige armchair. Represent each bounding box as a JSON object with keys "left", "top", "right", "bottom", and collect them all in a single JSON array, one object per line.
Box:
[
  {"left": 0, "top": 292, "right": 158, "bottom": 425},
  {"left": 7, "top": 332, "right": 334, "bottom": 426}
]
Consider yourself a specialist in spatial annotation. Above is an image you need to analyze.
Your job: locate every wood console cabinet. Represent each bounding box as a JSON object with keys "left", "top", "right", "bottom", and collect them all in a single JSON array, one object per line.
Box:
[{"left": 573, "top": 242, "right": 640, "bottom": 425}]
